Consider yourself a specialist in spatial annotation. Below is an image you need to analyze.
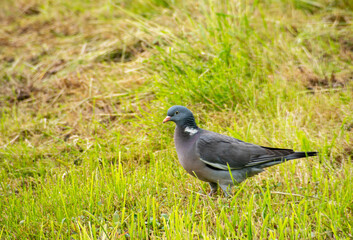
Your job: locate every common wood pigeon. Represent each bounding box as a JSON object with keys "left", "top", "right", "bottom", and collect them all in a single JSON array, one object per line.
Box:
[{"left": 163, "top": 105, "right": 317, "bottom": 197}]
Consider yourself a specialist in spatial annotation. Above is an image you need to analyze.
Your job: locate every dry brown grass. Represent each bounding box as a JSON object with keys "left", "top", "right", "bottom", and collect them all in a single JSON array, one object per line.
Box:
[{"left": 1, "top": 0, "right": 352, "bottom": 238}]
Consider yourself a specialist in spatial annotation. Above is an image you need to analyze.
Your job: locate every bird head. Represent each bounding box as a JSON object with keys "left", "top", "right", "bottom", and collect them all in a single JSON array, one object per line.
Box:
[{"left": 163, "top": 105, "right": 198, "bottom": 128}]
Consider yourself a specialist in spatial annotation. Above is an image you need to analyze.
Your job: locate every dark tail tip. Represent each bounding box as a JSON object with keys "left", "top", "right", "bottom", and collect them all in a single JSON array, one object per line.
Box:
[
  {"left": 304, "top": 151, "right": 318, "bottom": 157},
  {"left": 285, "top": 151, "right": 318, "bottom": 160},
  {"left": 259, "top": 151, "right": 318, "bottom": 169}
]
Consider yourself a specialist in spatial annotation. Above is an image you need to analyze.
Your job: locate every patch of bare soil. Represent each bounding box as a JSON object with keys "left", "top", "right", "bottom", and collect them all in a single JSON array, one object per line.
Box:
[
  {"left": 0, "top": 59, "right": 67, "bottom": 106},
  {"left": 0, "top": 71, "right": 39, "bottom": 104},
  {"left": 15, "top": 86, "right": 35, "bottom": 101},
  {"left": 0, "top": 1, "right": 39, "bottom": 23},
  {"left": 297, "top": 66, "right": 352, "bottom": 90},
  {"left": 22, "top": 4, "right": 40, "bottom": 16},
  {"left": 323, "top": 12, "right": 351, "bottom": 25},
  {"left": 41, "top": 59, "right": 66, "bottom": 79},
  {"left": 95, "top": 40, "right": 149, "bottom": 63},
  {"left": 335, "top": 143, "right": 353, "bottom": 165}
]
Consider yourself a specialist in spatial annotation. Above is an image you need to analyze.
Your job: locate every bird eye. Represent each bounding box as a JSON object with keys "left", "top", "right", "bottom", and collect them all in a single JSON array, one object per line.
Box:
[{"left": 175, "top": 111, "right": 179, "bottom": 115}]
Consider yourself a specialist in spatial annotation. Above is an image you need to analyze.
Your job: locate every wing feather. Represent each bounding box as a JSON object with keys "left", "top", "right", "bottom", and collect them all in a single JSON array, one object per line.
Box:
[{"left": 196, "top": 130, "right": 294, "bottom": 170}]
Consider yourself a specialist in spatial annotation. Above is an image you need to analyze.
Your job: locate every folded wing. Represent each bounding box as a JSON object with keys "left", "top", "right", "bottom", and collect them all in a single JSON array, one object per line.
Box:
[{"left": 196, "top": 131, "right": 294, "bottom": 170}]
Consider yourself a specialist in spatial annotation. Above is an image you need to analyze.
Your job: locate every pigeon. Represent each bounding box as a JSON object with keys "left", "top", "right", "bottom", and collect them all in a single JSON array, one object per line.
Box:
[{"left": 163, "top": 105, "right": 317, "bottom": 197}]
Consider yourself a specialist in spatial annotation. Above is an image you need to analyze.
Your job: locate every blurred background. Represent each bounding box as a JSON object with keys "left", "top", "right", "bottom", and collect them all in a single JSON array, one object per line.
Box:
[{"left": 0, "top": 0, "right": 352, "bottom": 238}]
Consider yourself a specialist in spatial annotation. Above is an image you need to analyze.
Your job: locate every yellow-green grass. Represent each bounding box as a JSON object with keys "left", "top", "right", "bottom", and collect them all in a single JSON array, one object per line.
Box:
[{"left": 0, "top": 0, "right": 352, "bottom": 239}]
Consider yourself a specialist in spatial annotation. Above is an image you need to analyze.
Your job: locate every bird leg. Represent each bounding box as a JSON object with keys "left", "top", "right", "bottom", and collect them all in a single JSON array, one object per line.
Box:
[
  {"left": 208, "top": 182, "right": 218, "bottom": 196},
  {"left": 219, "top": 184, "right": 232, "bottom": 197}
]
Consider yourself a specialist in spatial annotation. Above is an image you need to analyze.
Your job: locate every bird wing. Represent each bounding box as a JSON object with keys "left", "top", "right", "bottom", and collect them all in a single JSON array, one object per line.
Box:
[{"left": 196, "top": 130, "right": 294, "bottom": 170}]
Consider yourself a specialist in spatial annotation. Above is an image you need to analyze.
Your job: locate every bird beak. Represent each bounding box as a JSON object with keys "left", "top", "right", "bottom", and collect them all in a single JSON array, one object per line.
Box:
[{"left": 163, "top": 116, "right": 171, "bottom": 123}]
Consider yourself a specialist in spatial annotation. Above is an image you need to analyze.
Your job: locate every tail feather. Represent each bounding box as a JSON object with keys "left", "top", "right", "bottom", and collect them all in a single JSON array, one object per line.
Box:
[
  {"left": 285, "top": 151, "right": 318, "bottom": 160},
  {"left": 258, "top": 151, "right": 317, "bottom": 169}
]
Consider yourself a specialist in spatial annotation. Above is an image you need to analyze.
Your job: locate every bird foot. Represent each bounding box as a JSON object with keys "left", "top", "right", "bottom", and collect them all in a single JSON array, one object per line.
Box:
[
  {"left": 219, "top": 184, "right": 231, "bottom": 198},
  {"left": 208, "top": 182, "right": 218, "bottom": 197},
  {"left": 208, "top": 189, "right": 217, "bottom": 197}
]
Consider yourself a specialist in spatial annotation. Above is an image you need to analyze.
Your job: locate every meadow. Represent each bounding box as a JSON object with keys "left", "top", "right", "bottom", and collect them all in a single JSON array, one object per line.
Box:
[{"left": 0, "top": 0, "right": 352, "bottom": 239}]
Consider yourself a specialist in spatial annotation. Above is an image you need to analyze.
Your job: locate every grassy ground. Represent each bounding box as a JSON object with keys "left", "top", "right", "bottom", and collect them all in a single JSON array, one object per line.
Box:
[{"left": 1, "top": 0, "right": 353, "bottom": 239}]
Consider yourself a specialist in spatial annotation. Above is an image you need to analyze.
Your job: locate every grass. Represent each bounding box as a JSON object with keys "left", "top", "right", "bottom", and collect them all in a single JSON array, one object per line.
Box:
[{"left": 0, "top": 0, "right": 353, "bottom": 238}]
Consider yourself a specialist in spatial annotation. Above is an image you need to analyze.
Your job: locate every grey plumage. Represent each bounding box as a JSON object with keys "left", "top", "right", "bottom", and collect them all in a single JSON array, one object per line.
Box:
[{"left": 163, "top": 105, "right": 317, "bottom": 197}]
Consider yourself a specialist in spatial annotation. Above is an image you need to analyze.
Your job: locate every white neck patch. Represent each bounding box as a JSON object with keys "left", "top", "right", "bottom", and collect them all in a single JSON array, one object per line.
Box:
[{"left": 184, "top": 127, "right": 198, "bottom": 136}]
